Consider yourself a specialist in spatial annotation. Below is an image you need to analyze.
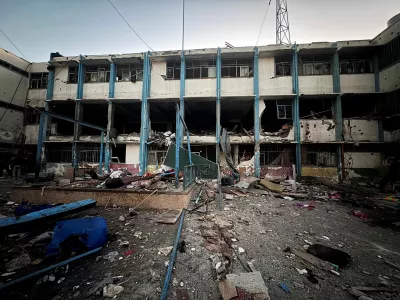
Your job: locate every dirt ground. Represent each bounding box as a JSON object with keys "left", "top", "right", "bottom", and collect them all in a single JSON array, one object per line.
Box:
[{"left": 1, "top": 177, "right": 400, "bottom": 300}]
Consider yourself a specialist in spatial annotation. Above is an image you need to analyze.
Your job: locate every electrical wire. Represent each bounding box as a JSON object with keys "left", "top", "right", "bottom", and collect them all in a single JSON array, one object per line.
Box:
[
  {"left": 255, "top": 0, "right": 272, "bottom": 47},
  {"left": 106, "top": 0, "right": 154, "bottom": 52},
  {"left": 0, "top": 28, "right": 28, "bottom": 61}
]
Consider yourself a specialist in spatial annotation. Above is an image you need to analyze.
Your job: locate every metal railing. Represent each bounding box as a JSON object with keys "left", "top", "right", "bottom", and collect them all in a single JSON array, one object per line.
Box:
[{"left": 183, "top": 165, "right": 198, "bottom": 190}]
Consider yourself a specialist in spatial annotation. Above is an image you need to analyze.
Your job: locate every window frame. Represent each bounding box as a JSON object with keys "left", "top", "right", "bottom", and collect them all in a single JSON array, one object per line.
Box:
[
  {"left": 84, "top": 66, "right": 111, "bottom": 83},
  {"left": 276, "top": 100, "right": 293, "bottom": 120},
  {"left": 221, "top": 59, "right": 253, "bottom": 78},
  {"left": 116, "top": 64, "right": 144, "bottom": 82},
  {"left": 29, "top": 72, "right": 48, "bottom": 89}
]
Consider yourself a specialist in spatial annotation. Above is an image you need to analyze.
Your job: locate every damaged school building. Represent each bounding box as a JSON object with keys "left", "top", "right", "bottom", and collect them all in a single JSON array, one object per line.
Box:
[{"left": 1, "top": 15, "right": 400, "bottom": 181}]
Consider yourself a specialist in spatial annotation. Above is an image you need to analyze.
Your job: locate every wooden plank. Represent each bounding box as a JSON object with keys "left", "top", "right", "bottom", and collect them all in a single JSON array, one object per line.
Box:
[
  {"left": 259, "top": 179, "right": 284, "bottom": 193},
  {"left": 0, "top": 199, "right": 96, "bottom": 236},
  {"left": 291, "top": 249, "right": 336, "bottom": 272}
]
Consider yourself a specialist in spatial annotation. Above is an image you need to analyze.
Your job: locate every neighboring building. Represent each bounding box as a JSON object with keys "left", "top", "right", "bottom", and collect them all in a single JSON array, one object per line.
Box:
[{"left": 2, "top": 14, "right": 400, "bottom": 179}]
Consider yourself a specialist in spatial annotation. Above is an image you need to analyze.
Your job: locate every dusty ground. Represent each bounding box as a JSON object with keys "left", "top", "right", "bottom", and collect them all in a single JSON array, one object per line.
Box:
[
  {"left": 172, "top": 185, "right": 400, "bottom": 300},
  {"left": 1, "top": 177, "right": 400, "bottom": 300}
]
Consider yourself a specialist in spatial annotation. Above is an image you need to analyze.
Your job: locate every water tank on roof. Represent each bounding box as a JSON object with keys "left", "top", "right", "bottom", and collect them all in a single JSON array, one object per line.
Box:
[{"left": 388, "top": 13, "right": 400, "bottom": 28}]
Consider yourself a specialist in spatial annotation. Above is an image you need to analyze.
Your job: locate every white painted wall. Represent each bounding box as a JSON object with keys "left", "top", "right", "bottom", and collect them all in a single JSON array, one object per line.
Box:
[
  {"left": 83, "top": 83, "right": 108, "bottom": 99},
  {"left": 300, "top": 119, "right": 336, "bottom": 142},
  {"left": 150, "top": 61, "right": 180, "bottom": 99},
  {"left": 299, "top": 76, "right": 333, "bottom": 95},
  {"left": 340, "top": 74, "right": 375, "bottom": 93},
  {"left": 259, "top": 57, "right": 293, "bottom": 95},
  {"left": 185, "top": 78, "right": 216, "bottom": 97},
  {"left": 126, "top": 144, "right": 140, "bottom": 164},
  {"left": 0, "top": 108, "right": 23, "bottom": 143},
  {"left": 384, "top": 129, "right": 400, "bottom": 142},
  {"left": 53, "top": 67, "right": 77, "bottom": 100},
  {"left": 27, "top": 89, "right": 46, "bottom": 106},
  {"left": 343, "top": 119, "right": 379, "bottom": 142},
  {"left": 344, "top": 152, "right": 382, "bottom": 168},
  {"left": 24, "top": 124, "right": 39, "bottom": 144},
  {"left": 30, "top": 62, "right": 48, "bottom": 73},
  {"left": 221, "top": 78, "right": 253, "bottom": 97},
  {"left": 0, "top": 67, "right": 29, "bottom": 106},
  {"left": 114, "top": 82, "right": 142, "bottom": 99},
  {"left": 379, "top": 62, "right": 400, "bottom": 92},
  {"left": 116, "top": 134, "right": 140, "bottom": 143},
  {"left": 0, "top": 48, "right": 30, "bottom": 70}
]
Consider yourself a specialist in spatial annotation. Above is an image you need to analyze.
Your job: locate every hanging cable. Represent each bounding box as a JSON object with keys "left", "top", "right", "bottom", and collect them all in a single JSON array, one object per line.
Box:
[
  {"left": 106, "top": 0, "right": 154, "bottom": 52},
  {"left": 255, "top": 0, "right": 272, "bottom": 47},
  {"left": 0, "top": 28, "right": 28, "bottom": 60}
]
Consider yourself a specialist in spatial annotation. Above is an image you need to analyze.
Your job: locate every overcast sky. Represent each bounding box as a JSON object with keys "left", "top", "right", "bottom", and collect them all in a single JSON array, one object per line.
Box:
[{"left": 0, "top": 0, "right": 399, "bottom": 62}]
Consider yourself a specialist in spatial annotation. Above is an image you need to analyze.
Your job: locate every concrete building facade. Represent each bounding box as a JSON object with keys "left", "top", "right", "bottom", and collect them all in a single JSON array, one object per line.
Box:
[{"left": 2, "top": 15, "right": 400, "bottom": 179}]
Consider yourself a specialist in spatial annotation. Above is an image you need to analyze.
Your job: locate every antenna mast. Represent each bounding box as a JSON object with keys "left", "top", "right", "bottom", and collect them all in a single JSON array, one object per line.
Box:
[{"left": 276, "top": 0, "right": 291, "bottom": 45}]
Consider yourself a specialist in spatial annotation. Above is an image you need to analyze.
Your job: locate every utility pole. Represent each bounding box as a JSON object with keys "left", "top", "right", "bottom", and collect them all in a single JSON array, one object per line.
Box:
[{"left": 276, "top": 0, "right": 291, "bottom": 45}]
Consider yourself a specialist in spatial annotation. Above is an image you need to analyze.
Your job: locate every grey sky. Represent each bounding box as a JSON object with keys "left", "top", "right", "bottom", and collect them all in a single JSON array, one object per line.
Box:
[{"left": 1, "top": 0, "right": 399, "bottom": 62}]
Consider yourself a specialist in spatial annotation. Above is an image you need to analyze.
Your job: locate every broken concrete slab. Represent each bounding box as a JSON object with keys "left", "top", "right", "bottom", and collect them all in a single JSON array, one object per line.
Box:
[
  {"left": 259, "top": 179, "right": 284, "bottom": 193},
  {"left": 224, "top": 271, "right": 270, "bottom": 300},
  {"left": 103, "top": 284, "right": 124, "bottom": 298}
]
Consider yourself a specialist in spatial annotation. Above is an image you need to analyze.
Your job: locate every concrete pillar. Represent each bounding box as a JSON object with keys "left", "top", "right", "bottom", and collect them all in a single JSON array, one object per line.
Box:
[
  {"left": 73, "top": 101, "right": 83, "bottom": 168},
  {"left": 76, "top": 56, "right": 85, "bottom": 100},
  {"left": 373, "top": 54, "right": 380, "bottom": 93},
  {"left": 292, "top": 45, "right": 301, "bottom": 176},
  {"left": 333, "top": 50, "right": 343, "bottom": 181},
  {"left": 139, "top": 52, "right": 150, "bottom": 175},
  {"left": 232, "top": 145, "right": 239, "bottom": 167},
  {"left": 216, "top": 48, "right": 221, "bottom": 166},
  {"left": 108, "top": 62, "right": 116, "bottom": 99},
  {"left": 105, "top": 100, "right": 115, "bottom": 172},
  {"left": 253, "top": 47, "right": 261, "bottom": 177},
  {"left": 179, "top": 51, "right": 186, "bottom": 145}
]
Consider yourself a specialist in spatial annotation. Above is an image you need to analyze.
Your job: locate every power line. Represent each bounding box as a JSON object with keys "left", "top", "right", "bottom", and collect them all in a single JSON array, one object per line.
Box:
[
  {"left": 106, "top": 0, "right": 154, "bottom": 52},
  {"left": 0, "top": 28, "right": 28, "bottom": 60},
  {"left": 255, "top": 0, "right": 272, "bottom": 47}
]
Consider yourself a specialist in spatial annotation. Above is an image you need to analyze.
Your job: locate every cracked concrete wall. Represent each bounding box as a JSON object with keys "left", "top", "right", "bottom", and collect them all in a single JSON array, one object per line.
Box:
[
  {"left": 300, "top": 119, "right": 336, "bottom": 142},
  {"left": 343, "top": 119, "right": 379, "bottom": 142},
  {"left": 259, "top": 57, "right": 293, "bottom": 95},
  {"left": 379, "top": 63, "right": 400, "bottom": 93},
  {"left": 53, "top": 67, "right": 77, "bottom": 100},
  {"left": 299, "top": 75, "right": 333, "bottom": 95},
  {"left": 340, "top": 74, "right": 375, "bottom": 93},
  {"left": 24, "top": 124, "right": 40, "bottom": 144}
]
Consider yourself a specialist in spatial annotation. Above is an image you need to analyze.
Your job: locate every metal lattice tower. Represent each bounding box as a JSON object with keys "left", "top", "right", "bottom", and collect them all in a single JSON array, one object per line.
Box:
[{"left": 276, "top": 0, "right": 291, "bottom": 45}]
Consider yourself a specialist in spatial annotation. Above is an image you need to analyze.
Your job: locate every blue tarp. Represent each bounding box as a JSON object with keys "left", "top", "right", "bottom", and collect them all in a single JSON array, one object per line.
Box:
[{"left": 47, "top": 217, "right": 108, "bottom": 256}]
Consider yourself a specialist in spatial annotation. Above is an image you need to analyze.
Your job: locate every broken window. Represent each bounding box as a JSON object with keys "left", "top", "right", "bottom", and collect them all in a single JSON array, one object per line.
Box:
[
  {"left": 116, "top": 64, "right": 143, "bottom": 82},
  {"left": 30, "top": 73, "right": 48, "bottom": 89},
  {"left": 340, "top": 59, "right": 373, "bottom": 74},
  {"left": 25, "top": 107, "right": 43, "bottom": 125},
  {"left": 221, "top": 59, "right": 253, "bottom": 78},
  {"left": 260, "top": 145, "right": 294, "bottom": 166},
  {"left": 148, "top": 145, "right": 168, "bottom": 166},
  {"left": 166, "top": 62, "right": 180, "bottom": 80},
  {"left": 276, "top": 100, "right": 292, "bottom": 119},
  {"left": 185, "top": 61, "right": 216, "bottom": 79},
  {"left": 275, "top": 56, "right": 291, "bottom": 76},
  {"left": 298, "top": 56, "right": 331, "bottom": 75},
  {"left": 84, "top": 66, "right": 110, "bottom": 83},
  {"left": 302, "top": 146, "right": 337, "bottom": 167},
  {"left": 68, "top": 67, "right": 78, "bottom": 83},
  {"left": 378, "top": 35, "right": 400, "bottom": 71}
]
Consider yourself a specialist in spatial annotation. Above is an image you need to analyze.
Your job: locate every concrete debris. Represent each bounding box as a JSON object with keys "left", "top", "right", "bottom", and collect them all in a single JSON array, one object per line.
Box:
[
  {"left": 238, "top": 247, "right": 245, "bottom": 254},
  {"left": 225, "top": 194, "right": 234, "bottom": 200},
  {"left": 118, "top": 241, "right": 130, "bottom": 247},
  {"left": 29, "top": 231, "right": 53, "bottom": 245},
  {"left": 119, "top": 215, "right": 126, "bottom": 222},
  {"left": 5, "top": 252, "right": 31, "bottom": 272},
  {"left": 221, "top": 271, "right": 270, "bottom": 300},
  {"left": 103, "top": 284, "right": 124, "bottom": 298},
  {"left": 103, "top": 251, "right": 119, "bottom": 262},
  {"left": 158, "top": 246, "right": 173, "bottom": 256}
]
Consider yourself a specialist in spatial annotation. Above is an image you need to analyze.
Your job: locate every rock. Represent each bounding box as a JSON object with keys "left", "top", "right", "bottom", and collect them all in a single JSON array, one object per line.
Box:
[
  {"left": 128, "top": 209, "right": 139, "bottom": 216},
  {"left": 172, "top": 278, "right": 178, "bottom": 287},
  {"left": 48, "top": 274, "right": 56, "bottom": 282},
  {"left": 225, "top": 194, "right": 234, "bottom": 200},
  {"left": 119, "top": 215, "right": 126, "bottom": 222},
  {"left": 6, "top": 201, "right": 15, "bottom": 205},
  {"left": 216, "top": 262, "right": 226, "bottom": 274},
  {"left": 158, "top": 246, "right": 173, "bottom": 256},
  {"left": 358, "top": 297, "right": 373, "bottom": 300},
  {"left": 238, "top": 247, "right": 245, "bottom": 254},
  {"left": 348, "top": 288, "right": 367, "bottom": 298},
  {"left": 119, "top": 241, "right": 130, "bottom": 248},
  {"left": 378, "top": 280, "right": 390, "bottom": 287},
  {"left": 103, "top": 284, "right": 124, "bottom": 298},
  {"left": 180, "top": 282, "right": 184, "bottom": 287},
  {"left": 164, "top": 261, "right": 169, "bottom": 267},
  {"left": 103, "top": 251, "right": 119, "bottom": 262},
  {"left": 231, "top": 238, "right": 238, "bottom": 242}
]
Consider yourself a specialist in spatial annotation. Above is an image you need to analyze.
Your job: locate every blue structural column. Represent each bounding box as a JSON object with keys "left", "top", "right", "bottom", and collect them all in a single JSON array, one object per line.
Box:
[
  {"left": 333, "top": 50, "right": 343, "bottom": 181},
  {"left": 253, "top": 47, "right": 261, "bottom": 177},
  {"left": 139, "top": 52, "right": 150, "bottom": 175},
  {"left": 179, "top": 51, "right": 186, "bottom": 146},
  {"left": 73, "top": 56, "right": 85, "bottom": 169},
  {"left": 105, "top": 61, "right": 116, "bottom": 172},
  {"left": 216, "top": 48, "right": 221, "bottom": 165},
  {"left": 292, "top": 45, "right": 301, "bottom": 176},
  {"left": 35, "top": 113, "right": 45, "bottom": 180}
]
